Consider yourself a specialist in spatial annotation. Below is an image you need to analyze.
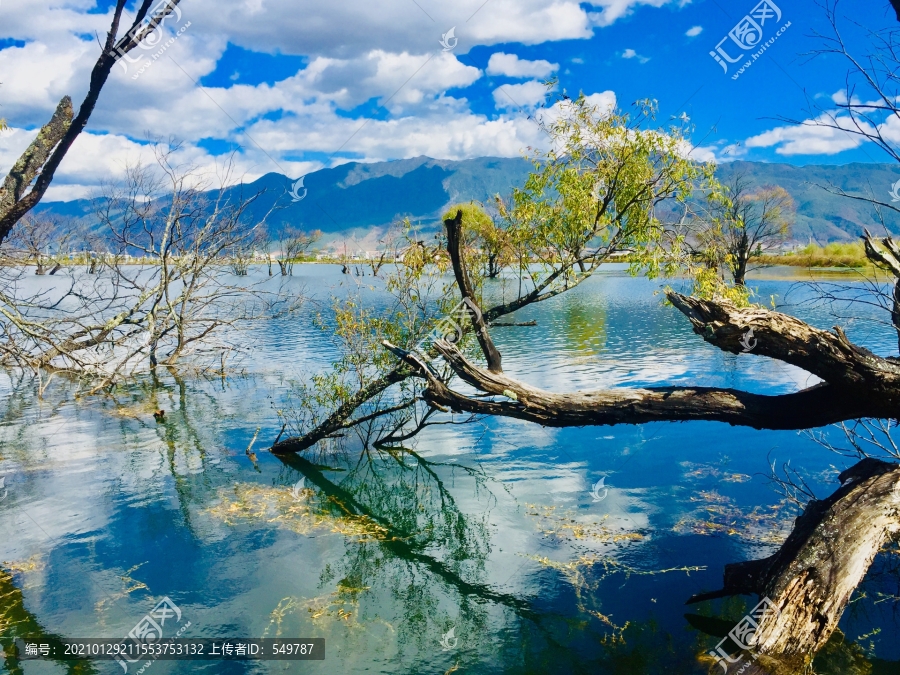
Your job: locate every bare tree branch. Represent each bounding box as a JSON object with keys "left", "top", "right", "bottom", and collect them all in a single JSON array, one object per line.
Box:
[{"left": 0, "top": 0, "right": 183, "bottom": 243}]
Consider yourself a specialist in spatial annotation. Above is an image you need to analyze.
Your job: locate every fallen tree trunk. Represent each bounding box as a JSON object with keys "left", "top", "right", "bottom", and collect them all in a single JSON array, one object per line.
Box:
[
  {"left": 382, "top": 337, "right": 899, "bottom": 429},
  {"left": 686, "top": 458, "right": 900, "bottom": 675},
  {"left": 668, "top": 293, "right": 900, "bottom": 397}
]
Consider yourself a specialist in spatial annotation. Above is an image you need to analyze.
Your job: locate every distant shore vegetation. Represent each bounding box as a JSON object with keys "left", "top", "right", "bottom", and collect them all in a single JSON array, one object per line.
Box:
[{"left": 758, "top": 241, "right": 868, "bottom": 269}]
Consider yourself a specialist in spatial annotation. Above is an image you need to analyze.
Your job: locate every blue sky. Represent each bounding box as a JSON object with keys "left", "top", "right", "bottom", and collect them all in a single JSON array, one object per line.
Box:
[{"left": 0, "top": 0, "right": 897, "bottom": 200}]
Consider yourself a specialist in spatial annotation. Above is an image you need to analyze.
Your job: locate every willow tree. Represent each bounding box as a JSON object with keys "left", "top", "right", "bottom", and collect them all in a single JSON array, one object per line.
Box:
[{"left": 271, "top": 95, "right": 714, "bottom": 453}]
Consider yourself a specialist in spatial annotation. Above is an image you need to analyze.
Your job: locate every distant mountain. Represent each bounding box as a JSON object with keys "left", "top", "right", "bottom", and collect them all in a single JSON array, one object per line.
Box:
[
  {"left": 717, "top": 161, "right": 900, "bottom": 243},
  {"left": 34, "top": 156, "right": 900, "bottom": 244},
  {"left": 36, "top": 156, "right": 533, "bottom": 244}
]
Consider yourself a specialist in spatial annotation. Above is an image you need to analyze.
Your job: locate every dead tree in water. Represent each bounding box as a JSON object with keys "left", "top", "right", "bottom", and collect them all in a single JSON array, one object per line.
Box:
[
  {"left": 2, "top": 216, "right": 70, "bottom": 275},
  {"left": 276, "top": 227, "right": 320, "bottom": 276},
  {"left": 0, "top": 147, "right": 296, "bottom": 393}
]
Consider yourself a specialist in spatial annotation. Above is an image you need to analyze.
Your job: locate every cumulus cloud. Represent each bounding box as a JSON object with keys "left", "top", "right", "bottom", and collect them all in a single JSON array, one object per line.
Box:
[
  {"left": 584, "top": 90, "right": 617, "bottom": 112},
  {"left": 179, "top": 0, "right": 603, "bottom": 58},
  {"left": 685, "top": 142, "right": 743, "bottom": 164},
  {"left": 0, "top": 0, "right": 676, "bottom": 199},
  {"left": 492, "top": 81, "right": 551, "bottom": 110},
  {"left": 685, "top": 25, "right": 702, "bottom": 37},
  {"left": 745, "top": 114, "right": 872, "bottom": 155},
  {"left": 486, "top": 53, "right": 558, "bottom": 78}
]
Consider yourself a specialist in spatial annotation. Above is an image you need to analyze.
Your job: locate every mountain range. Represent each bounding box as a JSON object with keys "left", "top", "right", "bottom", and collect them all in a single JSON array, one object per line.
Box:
[{"left": 35, "top": 156, "right": 900, "bottom": 247}]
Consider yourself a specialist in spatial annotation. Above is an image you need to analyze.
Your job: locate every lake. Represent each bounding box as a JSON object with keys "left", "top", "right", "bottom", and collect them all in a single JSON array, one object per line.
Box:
[{"left": 1, "top": 264, "right": 898, "bottom": 674}]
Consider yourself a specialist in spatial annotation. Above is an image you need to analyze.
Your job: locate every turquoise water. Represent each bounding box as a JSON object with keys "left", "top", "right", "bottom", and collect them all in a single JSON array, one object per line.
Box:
[{"left": 1, "top": 264, "right": 898, "bottom": 674}]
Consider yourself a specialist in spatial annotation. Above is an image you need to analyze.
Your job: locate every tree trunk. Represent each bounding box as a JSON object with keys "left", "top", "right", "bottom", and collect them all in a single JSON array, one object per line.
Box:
[
  {"left": 444, "top": 210, "right": 503, "bottom": 372},
  {"left": 862, "top": 230, "right": 900, "bottom": 354},
  {"left": 687, "top": 458, "right": 900, "bottom": 675},
  {"left": 380, "top": 284, "right": 900, "bottom": 431},
  {"left": 384, "top": 338, "right": 894, "bottom": 430},
  {"left": 487, "top": 252, "right": 499, "bottom": 278},
  {"left": 0, "top": 97, "right": 72, "bottom": 234},
  {"left": 733, "top": 257, "right": 747, "bottom": 286}
]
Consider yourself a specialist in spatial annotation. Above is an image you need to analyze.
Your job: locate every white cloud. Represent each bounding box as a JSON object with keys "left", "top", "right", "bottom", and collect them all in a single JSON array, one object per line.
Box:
[
  {"left": 486, "top": 53, "right": 559, "bottom": 78},
  {"left": 584, "top": 90, "right": 617, "bottom": 112},
  {"left": 0, "top": 0, "right": 681, "bottom": 62},
  {"left": 688, "top": 145, "right": 719, "bottom": 163},
  {"left": 745, "top": 114, "right": 873, "bottom": 156},
  {"left": 492, "top": 81, "right": 551, "bottom": 110},
  {"left": 686, "top": 143, "right": 739, "bottom": 164},
  {"left": 587, "top": 0, "right": 679, "bottom": 27},
  {"left": 532, "top": 90, "right": 617, "bottom": 133},
  {"left": 685, "top": 25, "right": 702, "bottom": 37},
  {"left": 0, "top": 127, "right": 314, "bottom": 201},
  {"left": 179, "top": 0, "right": 603, "bottom": 58},
  {"left": 621, "top": 48, "right": 650, "bottom": 64}
]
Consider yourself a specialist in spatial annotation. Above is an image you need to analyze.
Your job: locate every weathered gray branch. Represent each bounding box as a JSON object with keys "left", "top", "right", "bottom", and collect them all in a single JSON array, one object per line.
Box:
[
  {"left": 383, "top": 339, "right": 895, "bottom": 430},
  {"left": 0, "top": 97, "right": 73, "bottom": 218}
]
